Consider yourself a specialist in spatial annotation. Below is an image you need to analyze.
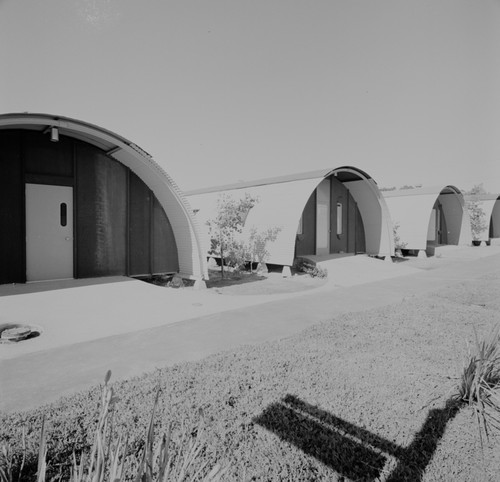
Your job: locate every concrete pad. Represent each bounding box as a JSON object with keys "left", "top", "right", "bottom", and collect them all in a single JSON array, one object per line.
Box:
[
  {"left": 0, "top": 277, "right": 315, "bottom": 361},
  {"left": 316, "top": 255, "right": 421, "bottom": 287},
  {"left": 0, "top": 255, "right": 427, "bottom": 362}
]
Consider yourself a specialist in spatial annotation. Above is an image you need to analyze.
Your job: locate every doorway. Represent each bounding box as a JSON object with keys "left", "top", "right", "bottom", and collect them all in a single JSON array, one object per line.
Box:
[{"left": 26, "top": 183, "right": 74, "bottom": 281}]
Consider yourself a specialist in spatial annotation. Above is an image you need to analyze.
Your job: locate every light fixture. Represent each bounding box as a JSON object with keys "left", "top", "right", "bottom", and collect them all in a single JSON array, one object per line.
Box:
[{"left": 50, "top": 126, "right": 59, "bottom": 142}]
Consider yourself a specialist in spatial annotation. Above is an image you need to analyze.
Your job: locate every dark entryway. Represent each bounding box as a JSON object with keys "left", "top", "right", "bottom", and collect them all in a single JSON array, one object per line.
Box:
[
  {"left": 295, "top": 174, "right": 365, "bottom": 258},
  {"left": 0, "top": 130, "right": 179, "bottom": 285}
]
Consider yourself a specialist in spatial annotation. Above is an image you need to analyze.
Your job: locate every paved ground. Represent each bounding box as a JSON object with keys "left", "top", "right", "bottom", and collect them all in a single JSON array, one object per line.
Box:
[{"left": 1, "top": 246, "right": 499, "bottom": 413}]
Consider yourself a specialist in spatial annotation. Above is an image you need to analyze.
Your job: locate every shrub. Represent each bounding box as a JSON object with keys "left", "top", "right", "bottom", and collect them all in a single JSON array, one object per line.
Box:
[
  {"left": 294, "top": 260, "right": 328, "bottom": 279},
  {"left": 454, "top": 325, "right": 500, "bottom": 446}
]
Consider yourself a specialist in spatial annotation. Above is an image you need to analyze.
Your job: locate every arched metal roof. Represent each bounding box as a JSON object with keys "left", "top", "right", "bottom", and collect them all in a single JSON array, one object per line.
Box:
[
  {"left": 383, "top": 185, "right": 472, "bottom": 250},
  {"left": 187, "top": 166, "right": 394, "bottom": 266},
  {"left": 0, "top": 113, "right": 208, "bottom": 280}
]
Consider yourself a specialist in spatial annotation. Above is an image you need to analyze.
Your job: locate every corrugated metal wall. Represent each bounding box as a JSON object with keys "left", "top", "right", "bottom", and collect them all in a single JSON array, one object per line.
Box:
[
  {"left": 129, "top": 171, "right": 153, "bottom": 275},
  {"left": 76, "top": 143, "right": 128, "bottom": 277},
  {"left": 152, "top": 196, "right": 179, "bottom": 273}
]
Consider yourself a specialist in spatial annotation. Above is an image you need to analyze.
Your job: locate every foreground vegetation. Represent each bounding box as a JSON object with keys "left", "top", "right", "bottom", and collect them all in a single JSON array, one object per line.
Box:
[{"left": 1, "top": 272, "right": 500, "bottom": 480}]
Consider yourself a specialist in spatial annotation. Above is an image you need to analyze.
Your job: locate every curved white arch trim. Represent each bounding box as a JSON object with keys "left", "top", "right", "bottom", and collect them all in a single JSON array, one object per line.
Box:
[
  {"left": 0, "top": 113, "right": 208, "bottom": 280},
  {"left": 491, "top": 198, "right": 500, "bottom": 239}
]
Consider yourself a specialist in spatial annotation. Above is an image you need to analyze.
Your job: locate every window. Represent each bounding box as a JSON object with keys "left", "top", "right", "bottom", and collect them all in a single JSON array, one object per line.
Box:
[
  {"left": 60, "top": 203, "right": 67, "bottom": 227},
  {"left": 336, "top": 203, "right": 342, "bottom": 235}
]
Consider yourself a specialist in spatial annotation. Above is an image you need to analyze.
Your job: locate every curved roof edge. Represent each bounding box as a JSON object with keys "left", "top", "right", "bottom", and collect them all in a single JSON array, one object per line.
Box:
[
  {"left": 383, "top": 185, "right": 462, "bottom": 198},
  {"left": 0, "top": 112, "right": 208, "bottom": 280},
  {"left": 185, "top": 165, "right": 373, "bottom": 196}
]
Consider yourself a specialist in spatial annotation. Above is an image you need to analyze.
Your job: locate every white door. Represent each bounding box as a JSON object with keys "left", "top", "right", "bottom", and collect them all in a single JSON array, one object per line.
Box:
[
  {"left": 26, "top": 184, "right": 74, "bottom": 282},
  {"left": 316, "top": 179, "right": 330, "bottom": 255},
  {"left": 427, "top": 208, "right": 437, "bottom": 243}
]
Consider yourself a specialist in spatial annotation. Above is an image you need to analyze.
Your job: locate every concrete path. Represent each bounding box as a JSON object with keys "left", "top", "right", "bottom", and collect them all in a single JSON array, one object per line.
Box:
[
  {"left": 0, "top": 255, "right": 423, "bottom": 360},
  {"left": 1, "top": 246, "right": 499, "bottom": 413}
]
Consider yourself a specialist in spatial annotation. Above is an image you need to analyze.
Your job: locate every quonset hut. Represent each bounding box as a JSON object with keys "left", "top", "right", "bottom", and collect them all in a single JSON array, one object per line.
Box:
[
  {"left": 0, "top": 113, "right": 208, "bottom": 285},
  {"left": 186, "top": 167, "right": 394, "bottom": 273},
  {"left": 383, "top": 186, "right": 472, "bottom": 257}
]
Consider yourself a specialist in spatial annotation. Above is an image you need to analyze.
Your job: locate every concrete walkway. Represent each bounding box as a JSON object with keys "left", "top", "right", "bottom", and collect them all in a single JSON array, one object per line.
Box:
[{"left": 1, "top": 246, "right": 499, "bottom": 413}]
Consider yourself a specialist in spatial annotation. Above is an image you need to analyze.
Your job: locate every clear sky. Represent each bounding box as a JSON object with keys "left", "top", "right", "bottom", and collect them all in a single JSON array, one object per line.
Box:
[{"left": 1, "top": 0, "right": 499, "bottom": 193}]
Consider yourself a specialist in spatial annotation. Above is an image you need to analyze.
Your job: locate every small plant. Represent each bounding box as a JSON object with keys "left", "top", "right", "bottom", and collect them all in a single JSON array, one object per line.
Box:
[
  {"left": 0, "top": 424, "right": 30, "bottom": 482},
  {"left": 0, "top": 372, "right": 226, "bottom": 482},
  {"left": 294, "top": 260, "right": 328, "bottom": 279},
  {"left": 393, "top": 221, "right": 407, "bottom": 251},
  {"left": 0, "top": 442, "right": 19, "bottom": 482},
  {"left": 454, "top": 325, "right": 500, "bottom": 446}
]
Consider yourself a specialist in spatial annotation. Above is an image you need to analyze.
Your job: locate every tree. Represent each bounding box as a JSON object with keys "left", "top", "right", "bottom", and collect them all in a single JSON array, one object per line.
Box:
[
  {"left": 466, "top": 183, "right": 487, "bottom": 196},
  {"left": 465, "top": 184, "right": 488, "bottom": 242},
  {"left": 245, "top": 225, "right": 282, "bottom": 272},
  {"left": 206, "top": 193, "right": 257, "bottom": 278}
]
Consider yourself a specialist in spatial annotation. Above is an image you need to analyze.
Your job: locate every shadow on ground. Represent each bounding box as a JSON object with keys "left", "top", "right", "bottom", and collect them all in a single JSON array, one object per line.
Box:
[
  {"left": 205, "top": 271, "right": 268, "bottom": 289},
  {"left": 254, "top": 394, "right": 460, "bottom": 481}
]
